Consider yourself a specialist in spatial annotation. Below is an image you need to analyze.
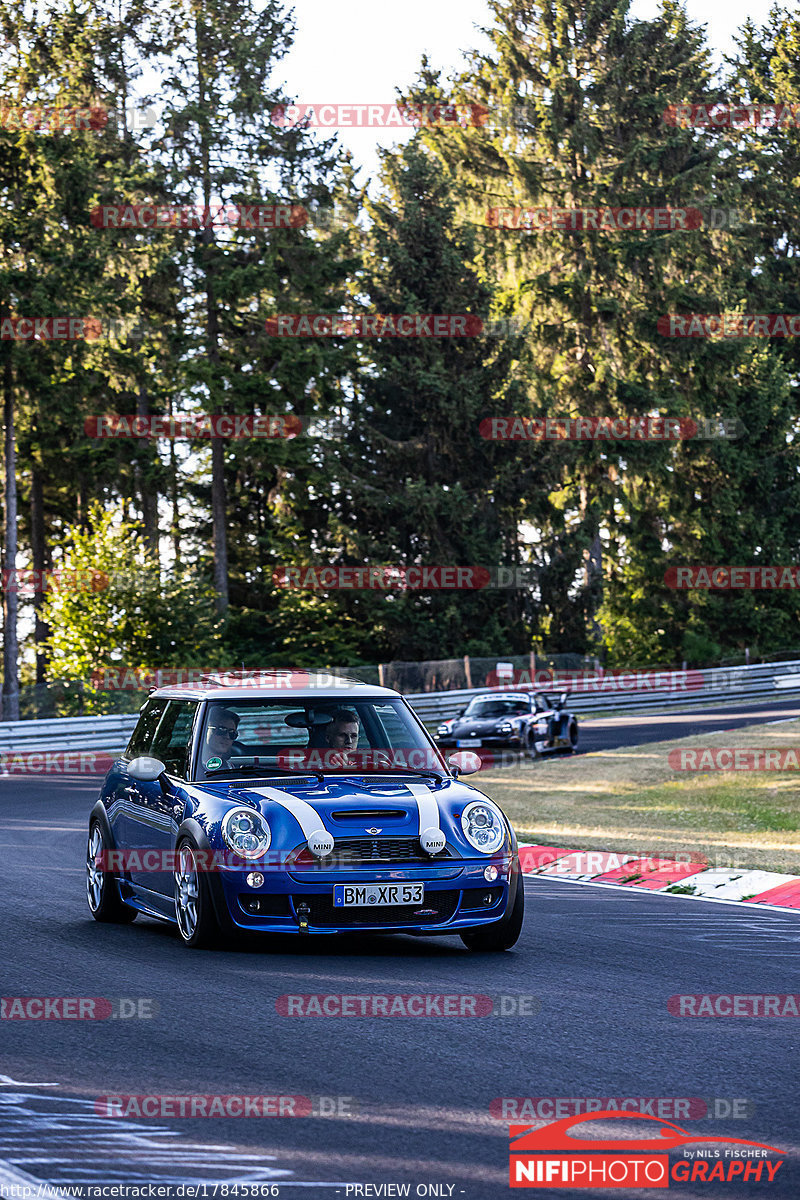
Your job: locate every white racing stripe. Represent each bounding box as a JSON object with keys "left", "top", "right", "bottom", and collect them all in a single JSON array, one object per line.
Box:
[
  {"left": 406, "top": 781, "right": 442, "bottom": 837},
  {"left": 250, "top": 785, "right": 328, "bottom": 838},
  {"left": 186, "top": 780, "right": 442, "bottom": 843},
  {"left": 182, "top": 781, "right": 323, "bottom": 839}
]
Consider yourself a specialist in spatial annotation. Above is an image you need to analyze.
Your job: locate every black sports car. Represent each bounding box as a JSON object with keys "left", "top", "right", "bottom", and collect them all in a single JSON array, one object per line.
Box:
[{"left": 434, "top": 690, "right": 579, "bottom": 759}]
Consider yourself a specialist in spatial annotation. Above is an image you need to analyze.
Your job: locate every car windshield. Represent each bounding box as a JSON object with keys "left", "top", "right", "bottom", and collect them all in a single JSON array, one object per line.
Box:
[
  {"left": 463, "top": 698, "right": 529, "bottom": 718},
  {"left": 196, "top": 696, "right": 447, "bottom": 780}
]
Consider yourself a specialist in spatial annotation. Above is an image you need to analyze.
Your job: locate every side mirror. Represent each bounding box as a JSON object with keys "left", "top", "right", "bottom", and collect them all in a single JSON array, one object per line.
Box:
[
  {"left": 447, "top": 751, "right": 481, "bottom": 777},
  {"left": 128, "top": 755, "right": 167, "bottom": 783}
]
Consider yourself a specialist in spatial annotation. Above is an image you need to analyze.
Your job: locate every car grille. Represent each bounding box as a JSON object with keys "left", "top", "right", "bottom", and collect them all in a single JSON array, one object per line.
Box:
[
  {"left": 329, "top": 837, "right": 453, "bottom": 863},
  {"left": 330, "top": 809, "right": 406, "bottom": 821},
  {"left": 299, "top": 889, "right": 460, "bottom": 927}
]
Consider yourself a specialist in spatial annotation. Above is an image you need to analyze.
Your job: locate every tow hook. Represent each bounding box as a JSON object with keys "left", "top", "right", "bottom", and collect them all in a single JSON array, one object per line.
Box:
[{"left": 295, "top": 901, "right": 310, "bottom": 934}]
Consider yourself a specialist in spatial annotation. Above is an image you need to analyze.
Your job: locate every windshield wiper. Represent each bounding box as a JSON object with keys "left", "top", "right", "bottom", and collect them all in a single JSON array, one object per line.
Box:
[
  {"left": 203, "top": 766, "right": 325, "bottom": 784},
  {"left": 354, "top": 769, "right": 447, "bottom": 787}
]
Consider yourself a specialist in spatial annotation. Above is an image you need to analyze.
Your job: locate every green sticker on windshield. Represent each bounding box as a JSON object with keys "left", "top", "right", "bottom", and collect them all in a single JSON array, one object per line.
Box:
[{"left": 207, "top": 756, "right": 223, "bottom": 769}]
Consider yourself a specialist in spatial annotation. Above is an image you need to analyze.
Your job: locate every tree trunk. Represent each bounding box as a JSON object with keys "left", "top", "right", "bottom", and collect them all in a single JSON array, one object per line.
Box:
[
  {"left": 169, "top": 443, "right": 181, "bottom": 568},
  {"left": 210, "top": 435, "right": 228, "bottom": 611},
  {"left": 30, "top": 463, "right": 50, "bottom": 695},
  {"left": 2, "top": 346, "right": 19, "bottom": 720},
  {"left": 197, "top": 14, "right": 228, "bottom": 614},
  {"left": 136, "top": 385, "right": 159, "bottom": 563}
]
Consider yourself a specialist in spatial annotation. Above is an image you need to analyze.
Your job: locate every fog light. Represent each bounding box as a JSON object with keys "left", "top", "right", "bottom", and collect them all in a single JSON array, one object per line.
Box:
[
  {"left": 246, "top": 872, "right": 264, "bottom": 888},
  {"left": 484, "top": 865, "right": 498, "bottom": 882},
  {"left": 482, "top": 892, "right": 495, "bottom": 906},
  {"left": 308, "top": 830, "right": 334, "bottom": 858}
]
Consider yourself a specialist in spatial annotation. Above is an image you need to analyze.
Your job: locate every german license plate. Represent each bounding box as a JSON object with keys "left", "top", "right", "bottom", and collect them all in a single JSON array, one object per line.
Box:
[
  {"left": 333, "top": 883, "right": 424, "bottom": 907},
  {"left": 457, "top": 738, "right": 481, "bottom": 747}
]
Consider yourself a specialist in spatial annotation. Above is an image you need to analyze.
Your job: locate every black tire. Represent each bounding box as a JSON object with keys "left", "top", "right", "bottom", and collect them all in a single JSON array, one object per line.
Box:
[
  {"left": 86, "top": 820, "right": 137, "bottom": 924},
  {"left": 460, "top": 871, "right": 525, "bottom": 951},
  {"left": 569, "top": 720, "right": 579, "bottom": 750},
  {"left": 525, "top": 728, "right": 540, "bottom": 761},
  {"left": 174, "top": 837, "right": 222, "bottom": 948}
]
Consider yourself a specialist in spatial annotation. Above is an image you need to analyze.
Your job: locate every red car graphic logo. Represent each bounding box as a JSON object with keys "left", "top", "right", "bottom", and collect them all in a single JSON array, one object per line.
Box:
[
  {"left": 509, "top": 1112, "right": 785, "bottom": 1189},
  {"left": 510, "top": 1110, "right": 783, "bottom": 1154}
]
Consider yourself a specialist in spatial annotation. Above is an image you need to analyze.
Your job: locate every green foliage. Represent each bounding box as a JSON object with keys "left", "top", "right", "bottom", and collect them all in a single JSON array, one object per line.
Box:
[
  {"left": 317, "top": 139, "right": 532, "bottom": 659},
  {"left": 42, "top": 502, "right": 223, "bottom": 710}
]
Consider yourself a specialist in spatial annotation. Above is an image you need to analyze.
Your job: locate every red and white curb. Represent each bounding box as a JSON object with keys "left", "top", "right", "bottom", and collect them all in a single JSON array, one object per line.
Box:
[{"left": 518, "top": 844, "right": 800, "bottom": 912}]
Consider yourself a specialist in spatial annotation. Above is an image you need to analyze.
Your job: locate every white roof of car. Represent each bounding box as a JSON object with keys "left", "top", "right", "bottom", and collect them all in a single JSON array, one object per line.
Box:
[{"left": 148, "top": 671, "right": 400, "bottom": 701}]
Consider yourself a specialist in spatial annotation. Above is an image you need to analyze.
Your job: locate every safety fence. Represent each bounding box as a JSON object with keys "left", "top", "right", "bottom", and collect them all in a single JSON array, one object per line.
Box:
[{"left": 1, "top": 659, "right": 799, "bottom": 760}]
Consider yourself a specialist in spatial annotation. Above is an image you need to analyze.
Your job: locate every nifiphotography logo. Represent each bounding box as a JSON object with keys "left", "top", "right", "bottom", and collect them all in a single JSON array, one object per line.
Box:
[{"left": 508, "top": 1111, "right": 785, "bottom": 1188}]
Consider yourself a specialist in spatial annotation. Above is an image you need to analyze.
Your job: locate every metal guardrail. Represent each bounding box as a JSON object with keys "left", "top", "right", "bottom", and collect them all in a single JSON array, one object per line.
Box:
[
  {"left": 0, "top": 713, "right": 139, "bottom": 756},
  {"left": 407, "top": 662, "right": 800, "bottom": 725},
  {"left": 0, "top": 661, "right": 799, "bottom": 754}
]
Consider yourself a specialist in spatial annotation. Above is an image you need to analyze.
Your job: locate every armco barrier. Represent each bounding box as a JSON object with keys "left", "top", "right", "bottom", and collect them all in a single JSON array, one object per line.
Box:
[
  {"left": 0, "top": 712, "right": 138, "bottom": 758},
  {"left": 0, "top": 661, "right": 799, "bottom": 755},
  {"left": 408, "top": 661, "right": 800, "bottom": 726}
]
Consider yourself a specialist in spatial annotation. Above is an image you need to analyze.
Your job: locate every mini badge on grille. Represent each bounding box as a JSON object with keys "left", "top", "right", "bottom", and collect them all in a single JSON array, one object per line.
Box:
[{"left": 365, "top": 827, "right": 382, "bottom": 834}]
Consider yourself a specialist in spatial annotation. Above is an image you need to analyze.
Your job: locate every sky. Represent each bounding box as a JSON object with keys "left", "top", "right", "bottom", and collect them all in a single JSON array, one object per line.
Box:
[{"left": 278, "top": 0, "right": 763, "bottom": 187}]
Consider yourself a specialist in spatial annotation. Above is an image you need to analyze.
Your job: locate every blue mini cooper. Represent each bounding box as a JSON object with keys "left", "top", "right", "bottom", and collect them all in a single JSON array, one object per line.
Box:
[{"left": 86, "top": 674, "right": 524, "bottom": 950}]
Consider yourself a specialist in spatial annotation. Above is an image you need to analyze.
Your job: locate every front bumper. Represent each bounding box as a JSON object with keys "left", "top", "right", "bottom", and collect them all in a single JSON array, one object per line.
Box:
[
  {"left": 434, "top": 734, "right": 523, "bottom": 749},
  {"left": 216, "top": 855, "right": 518, "bottom": 934}
]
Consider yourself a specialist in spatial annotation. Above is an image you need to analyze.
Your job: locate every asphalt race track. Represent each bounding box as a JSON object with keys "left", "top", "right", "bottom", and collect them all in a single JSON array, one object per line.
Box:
[
  {"left": 3, "top": 770, "right": 799, "bottom": 1200},
  {"left": 577, "top": 694, "right": 800, "bottom": 754}
]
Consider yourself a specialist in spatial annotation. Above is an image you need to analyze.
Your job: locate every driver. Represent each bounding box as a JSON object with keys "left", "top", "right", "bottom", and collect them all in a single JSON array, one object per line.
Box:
[
  {"left": 203, "top": 708, "right": 240, "bottom": 768},
  {"left": 323, "top": 709, "right": 360, "bottom": 766}
]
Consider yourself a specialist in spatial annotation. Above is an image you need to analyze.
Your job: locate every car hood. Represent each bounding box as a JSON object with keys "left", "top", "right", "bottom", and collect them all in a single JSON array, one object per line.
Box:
[
  {"left": 452, "top": 716, "right": 523, "bottom": 734},
  {"left": 187, "top": 774, "right": 488, "bottom": 843}
]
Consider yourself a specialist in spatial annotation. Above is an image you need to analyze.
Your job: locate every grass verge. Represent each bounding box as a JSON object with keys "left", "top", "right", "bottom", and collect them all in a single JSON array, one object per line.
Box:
[{"left": 472, "top": 718, "right": 800, "bottom": 874}]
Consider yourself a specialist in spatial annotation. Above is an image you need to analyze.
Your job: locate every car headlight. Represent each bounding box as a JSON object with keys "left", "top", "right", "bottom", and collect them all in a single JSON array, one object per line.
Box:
[
  {"left": 460, "top": 801, "right": 506, "bottom": 854},
  {"left": 437, "top": 723, "right": 450, "bottom": 735},
  {"left": 221, "top": 807, "right": 271, "bottom": 858},
  {"left": 498, "top": 722, "right": 513, "bottom": 734}
]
